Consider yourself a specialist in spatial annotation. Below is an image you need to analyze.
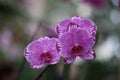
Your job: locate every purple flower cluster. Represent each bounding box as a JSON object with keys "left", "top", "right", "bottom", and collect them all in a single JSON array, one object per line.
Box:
[{"left": 24, "top": 16, "right": 97, "bottom": 69}]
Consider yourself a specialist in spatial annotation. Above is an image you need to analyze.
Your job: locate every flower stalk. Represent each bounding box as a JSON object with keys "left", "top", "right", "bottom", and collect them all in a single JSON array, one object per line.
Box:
[{"left": 35, "top": 65, "right": 52, "bottom": 80}]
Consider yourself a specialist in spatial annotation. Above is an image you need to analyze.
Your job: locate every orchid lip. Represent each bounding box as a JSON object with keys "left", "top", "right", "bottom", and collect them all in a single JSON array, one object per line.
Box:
[
  {"left": 72, "top": 45, "right": 83, "bottom": 56},
  {"left": 40, "top": 52, "right": 52, "bottom": 63}
]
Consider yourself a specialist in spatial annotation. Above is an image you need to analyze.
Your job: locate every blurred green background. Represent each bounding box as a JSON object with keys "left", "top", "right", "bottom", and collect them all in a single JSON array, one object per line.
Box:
[{"left": 0, "top": 0, "right": 119, "bottom": 80}]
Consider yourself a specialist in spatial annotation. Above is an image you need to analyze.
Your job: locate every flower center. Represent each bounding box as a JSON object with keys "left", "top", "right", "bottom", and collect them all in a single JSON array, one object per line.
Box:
[
  {"left": 67, "top": 22, "right": 79, "bottom": 29},
  {"left": 69, "top": 22, "right": 77, "bottom": 26},
  {"left": 40, "top": 52, "right": 52, "bottom": 62},
  {"left": 72, "top": 45, "right": 83, "bottom": 56}
]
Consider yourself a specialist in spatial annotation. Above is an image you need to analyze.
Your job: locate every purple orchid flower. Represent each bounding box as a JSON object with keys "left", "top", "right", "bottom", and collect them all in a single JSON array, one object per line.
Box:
[
  {"left": 56, "top": 17, "right": 97, "bottom": 64},
  {"left": 24, "top": 37, "right": 60, "bottom": 69},
  {"left": 56, "top": 17, "right": 96, "bottom": 38}
]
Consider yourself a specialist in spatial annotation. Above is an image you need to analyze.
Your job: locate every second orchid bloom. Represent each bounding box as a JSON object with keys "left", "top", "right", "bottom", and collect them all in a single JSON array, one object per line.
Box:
[{"left": 56, "top": 17, "right": 97, "bottom": 64}]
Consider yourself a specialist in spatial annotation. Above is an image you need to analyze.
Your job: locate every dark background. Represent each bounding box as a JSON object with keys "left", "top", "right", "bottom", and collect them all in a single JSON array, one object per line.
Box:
[{"left": 0, "top": 0, "right": 119, "bottom": 80}]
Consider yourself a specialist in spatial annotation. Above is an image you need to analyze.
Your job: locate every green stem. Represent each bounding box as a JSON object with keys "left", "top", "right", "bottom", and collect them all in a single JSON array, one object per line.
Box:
[
  {"left": 62, "top": 64, "right": 71, "bottom": 80},
  {"left": 35, "top": 65, "right": 52, "bottom": 80}
]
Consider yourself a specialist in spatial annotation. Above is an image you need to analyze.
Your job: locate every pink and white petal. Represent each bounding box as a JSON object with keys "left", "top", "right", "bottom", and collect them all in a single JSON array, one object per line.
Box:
[
  {"left": 76, "top": 29, "right": 90, "bottom": 40},
  {"left": 72, "top": 17, "right": 95, "bottom": 29},
  {"left": 60, "top": 45, "right": 73, "bottom": 58},
  {"left": 26, "top": 53, "right": 39, "bottom": 64},
  {"left": 49, "top": 58, "right": 60, "bottom": 64},
  {"left": 59, "top": 19, "right": 71, "bottom": 27},
  {"left": 25, "top": 40, "right": 43, "bottom": 53},
  {"left": 79, "top": 50, "right": 96, "bottom": 60},
  {"left": 49, "top": 54, "right": 60, "bottom": 64},
  {"left": 59, "top": 32, "right": 74, "bottom": 47},
  {"left": 56, "top": 42, "right": 61, "bottom": 52},
  {"left": 24, "top": 48, "right": 30, "bottom": 56},
  {"left": 38, "top": 37, "right": 57, "bottom": 52},
  {"left": 56, "top": 26, "right": 60, "bottom": 35},
  {"left": 81, "top": 38, "right": 95, "bottom": 51},
  {"left": 30, "top": 63, "right": 46, "bottom": 69},
  {"left": 64, "top": 56, "right": 76, "bottom": 64},
  {"left": 46, "top": 38, "right": 58, "bottom": 50},
  {"left": 80, "top": 18, "right": 95, "bottom": 28},
  {"left": 71, "top": 17, "right": 82, "bottom": 24},
  {"left": 48, "top": 48, "right": 60, "bottom": 64},
  {"left": 69, "top": 28, "right": 90, "bottom": 44},
  {"left": 88, "top": 25, "right": 97, "bottom": 37},
  {"left": 25, "top": 52, "right": 46, "bottom": 69},
  {"left": 56, "top": 19, "right": 71, "bottom": 35},
  {"left": 38, "top": 37, "right": 50, "bottom": 50}
]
